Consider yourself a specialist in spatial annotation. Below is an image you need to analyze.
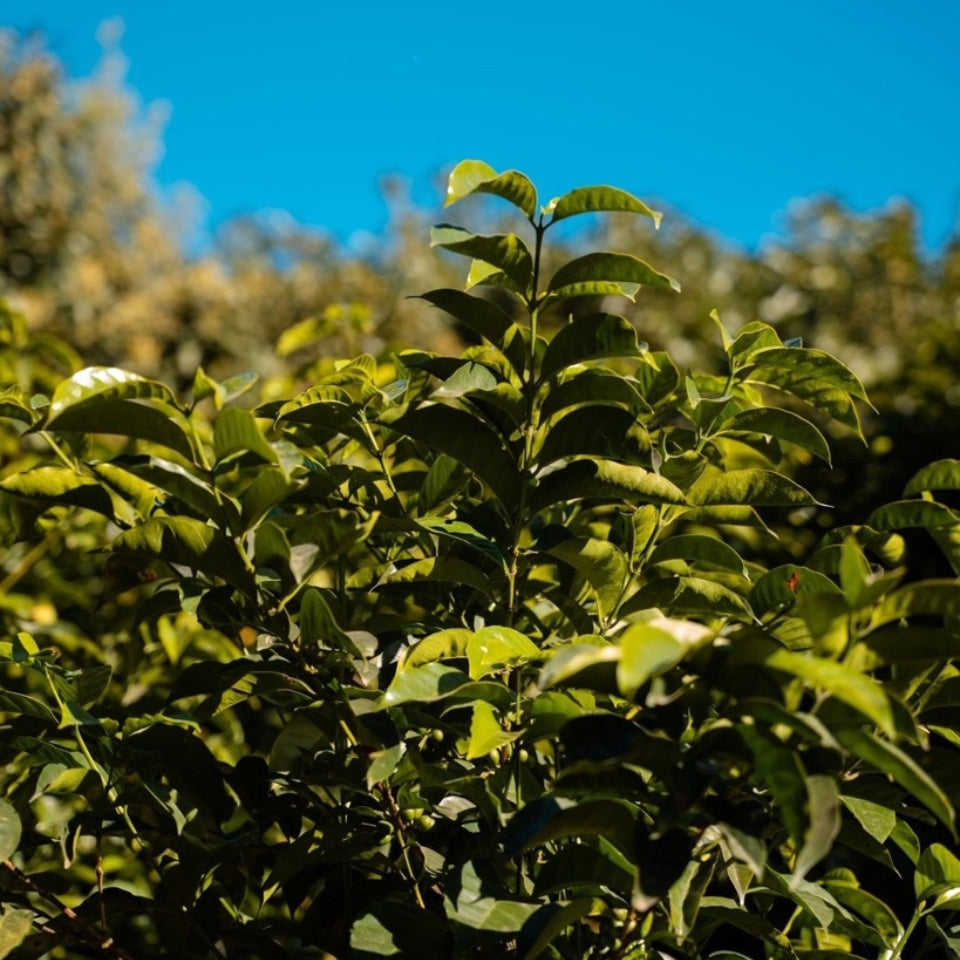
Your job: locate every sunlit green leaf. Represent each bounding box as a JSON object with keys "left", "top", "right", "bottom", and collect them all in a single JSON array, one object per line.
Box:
[
  {"left": 616, "top": 622, "right": 685, "bottom": 699},
  {"left": 47, "top": 366, "right": 180, "bottom": 422},
  {"left": 688, "top": 468, "right": 821, "bottom": 508},
  {"left": 548, "top": 184, "right": 662, "bottom": 227},
  {"left": 546, "top": 538, "right": 628, "bottom": 621},
  {"left": 466, "top": 700, "right": 516, "bottom": 759},
  {"left": 445, "top": 159, "right": 538, "bottom": 218},
  {"left": 0, "top": 908, "right": 34, "bottom": 960},
  {"left": 904, "top": 459, "right": 960, "bottom": 497},
  {"left": 545, "top": 252, "right": 680, "bottom": 303},
  {"left": 647, "top": 535, "right": 747, "bottom": 575},
  {"left": 467, "top": 626, "right": 541, "bottom": 679},
  {"left": 213, "top": 406, "right": 278, "bottom": 465},
  {"left": 0, "top": 799, "right": 21, "bottom": 861},
  {"left": 716, "top": 407, "right": 832, "bottom": 464},
  {"left": 531, "top": 459, "right": 685, "bottom": 513}
]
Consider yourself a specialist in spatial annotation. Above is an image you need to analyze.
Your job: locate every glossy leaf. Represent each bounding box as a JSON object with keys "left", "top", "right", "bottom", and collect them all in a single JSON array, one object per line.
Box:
[
  {"left": 467, "top": 626, "right": 540, "bottom": 679},
  {"left": 402, "top": 628, "right": 473, "bottom": 669},
  {"left": 616, "top": 622, "right": 685, "bottom": 699},
  {"left": 916, "top": 843, "right": 960, "bottom": 902},
  {"left": 762, "top": 645, "right": 895, "bottom": 737},
  {"left": 0, "top": 466, "right": 116, "bottom": 518},
  {"left": 620, "top": 576, "right": 753, "bottom": 619},
  {"left": 431, "top": 225, "right": 533, "bottom": 292},
  {"left": 904, "top": 459, "right": 960, "bottom": 496},
  {"left": 538, "top": 369, "right": 650, "bottom": 420},
  {"left": 520, "top": 898, "right": 598, "bottom": 960},
  {"left": 545, "top": 252, "right": 680, "bottom": 302},
  {"left": 531, "top": 459, "right": 685, "bottom": 513},
  {"left": 445, "top": 159, "right": 538, "bottom": 218},
  {"left": 688, "top": 468, "right": 821, "bottom": 507},
  {"left": 537, "top": 406, "right": 647, "bottom": 465},
  {"left": 841, "top": 795, "right": 896, "bottom": 844},
  {"left": 835, "top": 727, "right": 954, "bottom": 830},
  {"left": 716, "top": 407, "right": 832, "bottom": 464},
  {"left": 213, "top": 407, "right": 278, "bottom": 465},
  {"left": 381, "top": 662, "right": 471, "bottom": 707},
  {"left": 111, "top": 516, "right": 251, "bottom": 588},
  {"left": 387, "top": 403, "right": 520, "bottom": 506},
  {"left": 750, "top": 565, "right": 843, "bottom": 616},
  {"left": 46, "top": 366, "right": 179, "bottom": 422},
  {"left": 466, "top": 700, "right": 516, "bottom": 759},
  {"left": 539, "top": 313, "right": 649, "bottom": 381},
  {"left": 647, "top": 535, "right": 747, "bottom": 575},
  {"left": 548, "top": 184, "right": 662, "bottom": 227},
  {"left": 546, "top": 538, "right": 628, "bottom": 620},
  {"left": 417, "top": 288, "right": 514, "bottom": 347}
]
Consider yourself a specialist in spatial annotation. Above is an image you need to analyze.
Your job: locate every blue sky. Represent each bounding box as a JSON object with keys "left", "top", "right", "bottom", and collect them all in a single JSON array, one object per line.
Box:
[{"left": 10, "top": 1, "right": 960, "bottom": 252}]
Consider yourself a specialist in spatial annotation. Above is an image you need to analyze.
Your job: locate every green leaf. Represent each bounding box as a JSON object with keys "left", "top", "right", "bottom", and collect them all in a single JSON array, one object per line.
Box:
[
  {"left": 381, "top": 662, "right": 471, "bottom": 707},
  {"left": 620, "top": 576, "right": 753, "bottom": 620},
  {"left": 532, "top": 838, "right": 634, "bottom": 897},
  {"left": 387, "top": 403, "right": 520, "bottom": 506},
  {"left": 647, "top": 535, "right": 747, "bottom": 575},
  {"left": 858, "top": 625, "right": 960, "bottom": 664},
  {"left": 0, "top": 466, "right": 116, "bottom": 518},
  {"left": 546, "top": 538, "right": 628, "bottom": 620},
  {"left": 904, "top": 459, "right": 960, "bottom": 496},
  {"left": 739, "top": 726, "right": 807, "bottom": 846},
  {"left": 370, "top": 556, "right": 493, "bottom": 597},
  {"left": 841, "top": 795, "right": 896, "bottom": 844},
  {"left": 445, "top": 159, "right": 538, "bottom": 218},
  {"left": 432, "top": 361, "right": 500, "bottom": 399},
  {"left": 0, "top": 908, "right": 34, "bottom": 960},
  {"left": 537, "top": 406, "right": 647, "bottom": 465},
  {"left": 111, "top": 516, "right": 251, "bottom": 588},
  {"left": 538, "top": 642, "right": 619, "bottom": 692},
  {"left": 351, "top": 902, "right": 449, "bottom": 959},
  {"left": 0, "top": 691, "right": 56, "bottom": 724},
  {"left": 466, "top": 700, "right": 516, "bottom": 759},
  {"left": 548, "top": 184, "right": 662, "bottom": 227},
  {"left": 416, "top": 516, "right": 506, "bottom": 566},
  {"left": 240, "top": 466, "right": 295, "bottom": 531},
  {"left": 616, "top": 622, "right": 685, "bottom": 699},
  {"left": 531, "top": 459, "right": 685, "bottom": 513},
  {"left": 538, "top": 369, "right": 650, "bottom": 420},
  {"left": 822, "top": 879, "right": 902, "bottom": 944},
  {"left": 539, "top": 314, "right": 649, "bottom": 381},
  {"left": 762, "top": 645, "right": 894, "bottom": 737},
  {"left": 834, "top": 727, "right": 954, "bottom": 830},
  {"left": 402, "top": 628, "right": 473, "bottom": 669},
  {"left": 741, "top": 350, "right": 868, "bottom": 434},
  {"left": 431, "top": 225, "right": 533, "bottom": 293},
  {"left": 520, "top": 898, "right": 599, "bottom": 960},
  {"left": 467, "top": 626, "right": 540, "bottom": 680},
  {"left": 0, "top": 799, "right": 21, "bottom": 861},
  {"left": 213, "top": 407, "right": 278, "bottom": 465},
  {"left": 46, "top": 366, "right": 180, "bottom": 422},
  {"left": 450, "top": 861, "right": 539, "bottom": 933},
  {"left": 793, "top": 774, "right": 841, "bottom": 880},
  {"left": 868, "top": 499, "right": 960, "bottom": 532},
  {"left": 872, "top": 579, "right": 960, "bottom": 627},
  {"left": 716, "top": 407, "right": 832, "bottom": 464},
  {"left": 299, "top": 588, "right": 356, "bottom": 652},
  {"left": 688, "top": 468, "right": 821, "bottom": 508},
  {"left": 417, "top": 289, "right": 514, "bottom": 348},
  {"left": 751, "top": 565, "right": 843, "bottom": 617},
  {"left": 545, "top": 252, "right": 680, "bottom": 303},
  {"left": 916, "top": 843, "right": 960, "bottom": 903}
]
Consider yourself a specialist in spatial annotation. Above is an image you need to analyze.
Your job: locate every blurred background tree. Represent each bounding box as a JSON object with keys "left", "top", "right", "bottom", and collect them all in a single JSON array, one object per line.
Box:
[{"left": 2, "top": 26, "right": 959, "bottom": 562}]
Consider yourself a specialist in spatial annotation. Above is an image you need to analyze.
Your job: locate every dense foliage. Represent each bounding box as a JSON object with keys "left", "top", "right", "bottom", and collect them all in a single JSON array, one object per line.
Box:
[{"left": 3, "top": 157, "right": 960, "bottom": 960}]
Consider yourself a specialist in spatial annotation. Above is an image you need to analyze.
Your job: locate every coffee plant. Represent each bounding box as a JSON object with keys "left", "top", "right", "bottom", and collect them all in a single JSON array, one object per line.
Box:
[{"left": 2, "top": 161, "right": 960, "bottom": 959}]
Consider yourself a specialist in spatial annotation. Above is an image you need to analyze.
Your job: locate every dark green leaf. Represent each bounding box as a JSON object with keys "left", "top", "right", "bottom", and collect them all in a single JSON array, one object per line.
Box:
[
  {"left": 431, "top": 225, "right": 533, "bottom": 293},
  {"left": 387, "top": 403, "right": 520, "bottom": 506},
  {"left": 620, "top": 576, "right": 753, "bottom": 619},
  {"left": 417, "top": 288, "right": 514, "bottom": 347},
  {"left": 904, "top": 459, "right": 960, "bottom": 497},
  {"left": 835, "top": 727, "right": 954, "bottom": 830},
  {"left": 540, "top": 314, "right": 649, "bottom": 381},
  {"left": 547, "top": 537, "right": 628, "bottom": 620}
]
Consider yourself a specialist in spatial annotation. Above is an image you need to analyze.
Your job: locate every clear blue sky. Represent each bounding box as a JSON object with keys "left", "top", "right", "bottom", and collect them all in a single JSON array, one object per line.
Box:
[{"left": 10, "top": 0, "right": 960, "bottom": 252}]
